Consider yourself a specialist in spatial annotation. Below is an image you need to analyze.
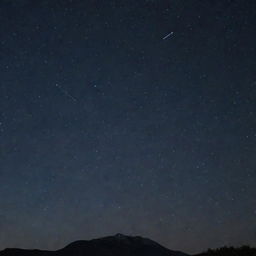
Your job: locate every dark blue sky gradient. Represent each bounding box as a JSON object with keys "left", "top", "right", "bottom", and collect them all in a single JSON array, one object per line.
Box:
[{"left": 1, "top": 0, "right": 256, "bottom": 254}]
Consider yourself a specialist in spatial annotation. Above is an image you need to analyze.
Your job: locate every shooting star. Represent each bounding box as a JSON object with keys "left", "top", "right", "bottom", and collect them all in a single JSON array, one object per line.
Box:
[
  {"left": 55, "top": 83, "right": 77, "bottom": 102},
  {"left": 162, "top": 31, "right": 174, "bottom": 40}
]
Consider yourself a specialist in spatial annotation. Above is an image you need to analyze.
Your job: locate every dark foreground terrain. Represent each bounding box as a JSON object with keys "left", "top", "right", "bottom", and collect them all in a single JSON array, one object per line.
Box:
[
  {"left": 196, "top": 245, "right": 256, "bottom": 256},
  {"left": 0, "top": 234, "right": 188, "bottom": 256},
  {"left": 0, "top": 234, "right": 255, "bottom": 256}
]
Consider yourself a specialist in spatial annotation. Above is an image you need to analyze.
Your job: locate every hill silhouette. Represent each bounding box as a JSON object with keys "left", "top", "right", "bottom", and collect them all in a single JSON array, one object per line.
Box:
[
  {"left": 1, "top": 234, "right": 255, "bottom": 256},
  {"left": 0, "top": 234, "right": 189, "bottom": 256}
]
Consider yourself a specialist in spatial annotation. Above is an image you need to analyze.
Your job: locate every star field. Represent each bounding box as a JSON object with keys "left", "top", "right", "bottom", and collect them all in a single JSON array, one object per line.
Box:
[{"left": 1, "top": 0, "right": 256, "bottom": 254}]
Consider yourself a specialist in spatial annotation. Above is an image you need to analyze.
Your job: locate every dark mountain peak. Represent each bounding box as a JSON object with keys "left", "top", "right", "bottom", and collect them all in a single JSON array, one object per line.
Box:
[
  {"left": 60, "top": 234, "right": 189, "bottom": 256},
  {"left": 0, "top": 234, "right": 190, "bottom": 256},
  {"left": 114, "top": 233, "right": 127, "bottom": 238},
  {"left": 92, "top": 233, "right": 164, "bottom": 248}
]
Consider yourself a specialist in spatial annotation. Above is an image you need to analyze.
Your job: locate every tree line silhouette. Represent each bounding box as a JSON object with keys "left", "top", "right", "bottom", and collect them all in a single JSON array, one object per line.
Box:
[{"left": 196, "top": 245, "right": 256, "bottom": 256}]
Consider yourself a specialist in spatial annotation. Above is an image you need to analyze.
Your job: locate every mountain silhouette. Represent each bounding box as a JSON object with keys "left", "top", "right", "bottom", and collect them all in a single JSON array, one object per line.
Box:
[{"left": 0, "top": 234, "right": 189, "bottom": 256}]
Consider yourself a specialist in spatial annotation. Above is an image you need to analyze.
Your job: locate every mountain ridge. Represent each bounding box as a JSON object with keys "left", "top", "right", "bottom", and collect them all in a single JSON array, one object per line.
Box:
[
  {"left": 2, "top": 234, "right": 255, "bottom": 256},
  {"left": 0, "top": 234, "right": 189, "bottom": 256}
]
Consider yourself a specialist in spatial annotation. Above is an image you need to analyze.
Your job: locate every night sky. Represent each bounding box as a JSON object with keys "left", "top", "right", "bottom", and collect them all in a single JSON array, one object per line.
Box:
[{"left": 1, "top": 0, "right": 256, "bottom": 254}]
